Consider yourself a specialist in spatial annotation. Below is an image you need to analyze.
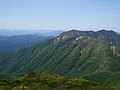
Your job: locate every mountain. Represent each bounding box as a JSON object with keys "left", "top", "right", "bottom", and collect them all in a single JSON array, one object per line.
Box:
[
  {"left": 39, "top": 30, "right": 64, "bottom": 37},
  {"left": 0, "top": 35, "right": 8, "bottom": 41},
  {"left": 0, "top": 34, "right": 52, "bottom": 53},
  {"left": 0, "top": 30, "right": 120, "bottom": 87},
  {"left": 57, "top": 29, "right": 120, "bottom": 45},
  {"left": 0, "top": 29, "right": 64, "bottom": 36}
]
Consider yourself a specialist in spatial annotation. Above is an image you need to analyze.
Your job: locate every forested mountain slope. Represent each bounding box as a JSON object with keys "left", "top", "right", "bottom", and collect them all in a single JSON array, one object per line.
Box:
[{"left": 0, "top": 30, "right": 120, "bottom": 87}]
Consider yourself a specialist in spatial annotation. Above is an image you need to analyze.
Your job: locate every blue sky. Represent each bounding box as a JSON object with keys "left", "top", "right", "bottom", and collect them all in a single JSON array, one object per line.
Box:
[{"left": 0, "top": 0, "right": 120, "bottom": 32}]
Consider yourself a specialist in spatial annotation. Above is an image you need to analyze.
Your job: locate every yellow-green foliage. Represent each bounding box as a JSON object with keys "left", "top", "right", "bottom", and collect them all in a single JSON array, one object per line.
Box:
[{"left": 0, "top": 71, "right": 119, "bottom": 90}]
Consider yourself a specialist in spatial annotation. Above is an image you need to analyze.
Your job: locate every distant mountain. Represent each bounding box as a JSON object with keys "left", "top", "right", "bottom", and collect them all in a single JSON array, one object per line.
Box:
[
  {"left": 39, "top": 30, "right": 64, "bottom": 37},
  {"left": 0, "top": 29, "right": 64, "bottom": 36},
  {"left": 0, "top": 34, "right": 52, "bottom": 53},
  {"left": 0, "top": 29, "right": 34, "bottom": 36},
  {"left": 0, "top": 30, "right": 120, "bottom": 87},
  {"left": 0, "top": 35, "right": 8, "bottom": 41}
]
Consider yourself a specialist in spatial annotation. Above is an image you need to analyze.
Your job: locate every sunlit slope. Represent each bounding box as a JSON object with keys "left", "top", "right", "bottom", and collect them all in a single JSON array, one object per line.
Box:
[{"left": 0, "top": 30, "right": 120, "bottom": 86}]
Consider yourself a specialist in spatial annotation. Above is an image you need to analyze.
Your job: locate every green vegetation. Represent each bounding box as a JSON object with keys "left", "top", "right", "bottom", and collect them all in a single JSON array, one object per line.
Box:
[
  {"left": 0, "top": 30, "right": 120, "bottom": 89},
  {"left": 0, "top": 71, "right": 119, "bottom": 90}
]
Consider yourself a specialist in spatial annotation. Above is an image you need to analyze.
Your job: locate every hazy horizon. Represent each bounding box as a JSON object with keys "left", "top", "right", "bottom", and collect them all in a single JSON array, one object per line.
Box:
[{"left": 0, "top": 28, "right": 119, "bottom": 36}]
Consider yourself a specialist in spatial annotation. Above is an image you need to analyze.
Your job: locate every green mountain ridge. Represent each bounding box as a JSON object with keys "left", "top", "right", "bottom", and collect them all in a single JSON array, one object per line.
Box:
[{"left": 0, "top": 30, "right": 120, "bottom": 88}]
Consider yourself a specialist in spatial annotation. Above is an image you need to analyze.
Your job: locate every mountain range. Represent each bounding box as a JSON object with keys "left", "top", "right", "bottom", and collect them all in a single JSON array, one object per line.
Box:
[
  {"left": 0, "top": 34, "right": 52, "bottom": 53},
  {"left": 0, "top": 29, "right": 64, "bottom": 36},
  {"left": 0, "top": 29, "right": 120, "bottom": 89}
]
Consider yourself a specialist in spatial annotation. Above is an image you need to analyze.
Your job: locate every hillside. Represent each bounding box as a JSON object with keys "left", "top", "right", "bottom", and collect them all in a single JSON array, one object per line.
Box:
[
  {"left": 0, "top": 34, "right": 52, "bottom": 53},
  {"left": 0, "top": 30, "right": 120, "bottom": 87},
  {"left": 0, "top": 71, "right": 118, "bottom": 90}
]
